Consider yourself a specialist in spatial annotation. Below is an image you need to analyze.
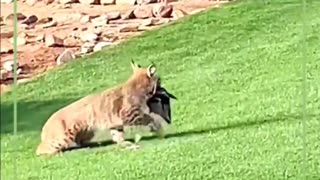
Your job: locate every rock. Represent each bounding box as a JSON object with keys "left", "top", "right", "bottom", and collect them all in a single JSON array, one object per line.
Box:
[
  {"left": 139, "top": 17, "right": 170, "bottom": 28},
  {"left": 17, "top": 37, "right": 27, "bottom": 46},
  {"left": 45, "top": 34, "right": 64, "bottom": 47},
  {"left": 21, "top": 15, "right": 38, "bottom": 25},
  {"left": 0, "top": 70, "right": 6, "bottom": 80},
  {"left": 1, "top": 0, "right": 13, "bottom": 4},
  {"left": 133, "top": 5, "right": 153, "bottom": 19},
  {"left": 9, "top": 36, "right": 27, "bottom": 46},
  {"left": 80, "top": 15, "right": 91, "bottom": 24},
  {"left": 118, "top": 23, "right": 140, "bottom": 33},
  {"left": 80, "top": 27, "right": 89, "bottom": 31},
  {"left": 136, "top": 0, "right": 156, "bottom": 5},
  {"left": 106, "top": 11, "right": 121, "bottom": 20},
  {"left": 115, "top": 0, "right": 136, "bottom": 5},
  {"left": 4, "top": 13, "right": 26, "bottom": 25},
  {"left": 137, "top": 25, "right": 152, "bottom": 31},
  {"left": 0, "top": 48, "right": 13, "bottom": 54},
  {"left": 63, "top": 37, "right": 81, "bottom": 47},
  {"left": 100, "top": 0, "right": 114, "bottom": 5},
  {"left": 35, "top": 34, "right": 45, "bottom": 42},
  {"left": 60, "top": 13, "right": 85, "bottom": 23},
  {"left": 58, "top": 3, "right": 72, "bottom": 8},
  {"left": 80, "top": 14, "right": 99, "bottom": 24},
  {"left": 81, "top": 42, "right": 96, "bottom": 54},
  {"left": 26, "top": 0, "right": 38, "bottom": 6},
  {"left": 80, "top": 47, "right": 93, "bottom": 54},
  {"left": 37, "top": 18, "right": 58, "bottom": 28},
  {"left": 40, "top": 20, "right": 58, "bottom": 28},
  {"left": 37, "top": 17, "right": 53, "bottom": 24},
  {"left": 171, "top": 9, "right": 188, "bottom": 20},
  {"left": 26, "top": 33, "right": 44, "bottom": 42},
  {"left": 43, "top": 0, "right": 54, "bottom": 5},
  {"left": 3, "top": 60, "right": 19, "bottom": 72},
  {"left": 17, "top": 13, "right": 28, "bottom": 22},
  {"left": 81, "top": 47, "right": 93, "bottom": 54},
  {"left": 101, "top": 34, "right": 118, "bottom": 42},
  {"left": 19, "top": 32, "right": 28, "bottom": 38},
  {"left": 93, "top": 41, "right": 112, "bottom": 52},
  {"left": 92, "top": 19, "right": 108, "bottom": 27},
  {"left": 59, "top": 0, "right": 77, "bottom": 4},
  {"left": 17, "top": 68, "right": 22, "bottom": 75},
  {"left": 82, "top": 41, "right": 96, "bottom": 48},
  {"left": 80, "top": 32, "right": 98, "bottom": 42},
  {"left": 79, "top": 0, "right": 99, "bottom": 5},
  {"left": 0, "top": 16, "right": 3, "bottom": 25},
  {"left": 0, "top": 43, "right": 13, "bottom": 54},
  {"left": 70, "top": 31, "right": 80, "bottom": 39},
  {"left": 152, "top": 3, "right": 173, "bottom": 18},
  {"left": 91, "top": 15, "right": 108, "bottom": 27},
  {"left": 93, "top": 27, "right": 103, "bottom": 36},
  {"left": 17, "top": 77, "right": 33, "bottom": 85},
  {"left": 189, "top": 8, "right": 205, "bottom": 15},
  {"left": 0, "top": 31, "right": 13, "bottom": 39},
  {"left": 19, "top": 24, "right": 30, "bottom": 30},
  {"left": 56, "top": 49, "right": 75, "bottom": 65},
  {"left": 80, "top": 14, "right": 100, "bottom": 24},
  {"left": 121, "top": 9, "right": 135, "bottom": 20},
  {"left": 140, "top": 18, "right": 159, "bottom": 26},
  {"left": 156, "top": 18, "right": 170, "bottom": 25}
]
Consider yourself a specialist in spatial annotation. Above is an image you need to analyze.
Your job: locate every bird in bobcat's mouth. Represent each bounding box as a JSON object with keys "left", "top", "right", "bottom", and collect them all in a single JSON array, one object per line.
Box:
[{"left": 147, "top": 77, "right": 177, "bottom": 125}]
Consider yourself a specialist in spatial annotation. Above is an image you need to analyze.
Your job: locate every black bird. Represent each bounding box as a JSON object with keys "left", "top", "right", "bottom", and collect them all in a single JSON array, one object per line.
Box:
[{"left": 147, "top": 78, "right": 177, "bottom": 124}]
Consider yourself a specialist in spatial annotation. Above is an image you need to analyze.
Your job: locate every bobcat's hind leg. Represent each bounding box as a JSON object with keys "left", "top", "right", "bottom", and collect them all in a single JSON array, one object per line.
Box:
[
  {"left": 75, "top": 130, "right": 95, "bottom": 147},
  {"left": 36, "top": 131, "right": 79, "bottom": 156},
  {"left": 36, "top": 142, "right": 61, "bottom": 156},
  {"left": 36, "top": 138, "right": 75, "bottom": 156}
]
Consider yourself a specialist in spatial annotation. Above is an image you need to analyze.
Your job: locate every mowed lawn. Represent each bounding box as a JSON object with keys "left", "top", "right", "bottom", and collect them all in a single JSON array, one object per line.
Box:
[{"left": 1, "top": 0, "right": 320, "bottom": 179}]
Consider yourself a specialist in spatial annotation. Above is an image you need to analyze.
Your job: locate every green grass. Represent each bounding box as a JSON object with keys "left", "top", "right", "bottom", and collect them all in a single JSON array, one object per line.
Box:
[{"left": 1, "top": 0, "right": 320, "bottom": 179}]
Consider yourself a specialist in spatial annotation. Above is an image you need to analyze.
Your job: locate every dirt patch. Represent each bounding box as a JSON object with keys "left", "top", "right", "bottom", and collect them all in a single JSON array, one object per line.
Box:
[{"left": 0, "top": 0, "right": 230, "bottom": 95}]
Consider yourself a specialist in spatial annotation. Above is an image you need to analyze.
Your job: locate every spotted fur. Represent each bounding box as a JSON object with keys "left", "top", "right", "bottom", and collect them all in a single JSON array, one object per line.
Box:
[{"left": 36, "top": 60, "right": 160, "bottom": 156}]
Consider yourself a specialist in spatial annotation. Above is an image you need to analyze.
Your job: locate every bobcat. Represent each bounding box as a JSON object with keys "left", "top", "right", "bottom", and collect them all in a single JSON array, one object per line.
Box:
[{"left": 36, "top": 60, "right": 162, "bottom": 156}]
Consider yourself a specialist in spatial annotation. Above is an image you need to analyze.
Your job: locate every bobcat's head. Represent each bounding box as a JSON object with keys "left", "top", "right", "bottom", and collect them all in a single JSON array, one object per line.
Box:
[{"left": 125, "top": 60, "right": 160, "bottom": 99}]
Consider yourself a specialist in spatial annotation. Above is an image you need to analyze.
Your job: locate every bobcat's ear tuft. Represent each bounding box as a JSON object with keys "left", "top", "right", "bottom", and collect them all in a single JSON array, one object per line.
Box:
[
  {"left": 147, "top": 64, "right": 157, "bottom": 78},
  {"left": 130, "top": 60, "right": 141, "bottom": 70}
]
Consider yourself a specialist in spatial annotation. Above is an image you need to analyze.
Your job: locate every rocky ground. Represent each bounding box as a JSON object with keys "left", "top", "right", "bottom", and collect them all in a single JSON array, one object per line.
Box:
[{"left": 0, "top": 0, "right": 230, "bottom": 94}]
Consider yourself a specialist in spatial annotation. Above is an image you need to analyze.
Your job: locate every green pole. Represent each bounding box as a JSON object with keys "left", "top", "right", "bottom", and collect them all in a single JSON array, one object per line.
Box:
[
  {"left": 13, "top": 0, "right": 18, "bottom": 178},
  {"left": 13, "top": 0, "right": 18, "bottom": 135},
  {"left": 300, "top": 0, "right": 308, "bottom": 179}
]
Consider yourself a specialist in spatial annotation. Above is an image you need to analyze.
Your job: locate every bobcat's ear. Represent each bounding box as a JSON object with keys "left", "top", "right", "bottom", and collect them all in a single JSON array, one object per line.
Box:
[
  {"left": 147, "top": 64, "right": 157, "bottom": 78},
  {"left": 131, "top": 60, "right": 141, "bottom": 70}
]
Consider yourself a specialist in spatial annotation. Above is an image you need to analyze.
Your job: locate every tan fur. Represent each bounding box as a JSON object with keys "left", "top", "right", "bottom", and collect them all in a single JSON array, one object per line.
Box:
[{"left": 36, "top": 61, "right": 160, "bottom": 156}]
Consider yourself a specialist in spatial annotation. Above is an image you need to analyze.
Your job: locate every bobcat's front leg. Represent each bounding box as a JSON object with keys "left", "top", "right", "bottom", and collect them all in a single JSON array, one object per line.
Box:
[
  {"left": 110, "top": 127, "right": 140, "bottom": 150},
  {"left": 147, "top": 113, "right": 166, "bottom": 139},
  {"left": 149, "top": 122, "right": 165, "bottom": 139}
]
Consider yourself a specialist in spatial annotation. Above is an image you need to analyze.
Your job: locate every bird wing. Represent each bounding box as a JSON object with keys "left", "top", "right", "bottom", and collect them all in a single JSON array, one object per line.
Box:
[{"left": 147, "top": 86, "right": 177, "bottom": 124}]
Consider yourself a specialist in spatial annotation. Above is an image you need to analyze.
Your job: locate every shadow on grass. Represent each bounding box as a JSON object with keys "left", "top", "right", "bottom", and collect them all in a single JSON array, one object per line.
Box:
[
  {"left": 66, "top": 112, "right": 307, "bottom": 152},
  {"left": 0, "top": 98, "right": 80, "bottom": 135}
]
